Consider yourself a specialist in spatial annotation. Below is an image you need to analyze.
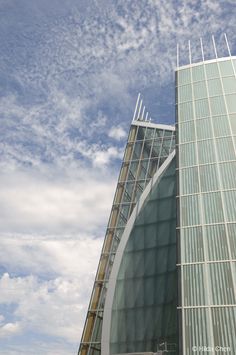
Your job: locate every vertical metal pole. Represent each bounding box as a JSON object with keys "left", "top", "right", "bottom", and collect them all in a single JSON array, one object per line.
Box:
[
  {"left": 177, "top": 43, "right": 179, "bottom": 68},
  {"left": 212, "top": 35, "right": 218, "bottom": 59},
  {"left": 200, "top": 37, "right": 205, "bottom": 62},
  {"left": 137, "top": 99, "right": 143, "bottom": 121},
  {"left": 145, "top": 112, "right": 149, "bottom": 121},
  {"left": 132, "top": 93, "right": 140, "bottom": 122},
  {"left": 188, "top": 40, "right": 192, "bottom": 65},
  {"left": 141, "top": 106, "right": 145, "bottom": 120},
  {"left": 224, "top": 33, "right": 232, "bottom": 57}
]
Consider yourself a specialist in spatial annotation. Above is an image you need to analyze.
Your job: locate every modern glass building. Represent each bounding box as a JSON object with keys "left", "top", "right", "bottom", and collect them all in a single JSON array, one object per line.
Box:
[
  {"left": 176, "top": 54, "right": 236, "bottom": 354},
  {"left": 79, "top": 40, "right": 236, "bottom": 355}
]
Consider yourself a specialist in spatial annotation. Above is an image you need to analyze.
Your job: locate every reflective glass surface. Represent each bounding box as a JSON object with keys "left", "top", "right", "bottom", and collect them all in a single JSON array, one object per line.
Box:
[
  {"left": 177, "top": 58, "right": 236, "bottom": 355},
  {"left": 110, "top": 158, "right": 178, "bottom": 354}
]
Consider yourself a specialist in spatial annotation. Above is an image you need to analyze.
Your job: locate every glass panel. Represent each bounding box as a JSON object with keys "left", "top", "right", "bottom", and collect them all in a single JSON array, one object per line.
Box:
[
  {"left": 162, "top": 137, "right": 172, "bottom": 155},
  {"left": 145, "top": 127, "right": 155, "bottom": 139},
  {"left": 226, "top": 94, "right": 236, "bottom": 113},
  {"left": 151, "top": 139, "right": 162, "bottom": 158},
  {"left": 229, "top": 114, "right": 236, "bottom": 134},
  {"left": 132, "top": 142, "right": 143, "bottom": 160},
  {"left": 193, "top": 81, "right": 207, "bottom": 99},
  {"left": 180, "top": 166, "right": 199, "bottom": 194},
  {"left": 219, "top": 60, "right": 234, "bottom": 76},
  {"left": 181, "top": 195, "right": 200, "bottom": 226},
  {"left": 222, "top": 76, "right": 236, "bottom": 94},
  {"left": 212, "top": 115, "right": 231, "bottom": 137},
  {"left": 199, "top": 164, "right": 219, "bottom": 192},
  {"left": 205, "top": 224, "right": 229, "bottom": 261},
  {"left": 110, "top": 159, "right": 177, "bottom": 354},
  {"left": 183, "top": 264, "right": 206, "bottom": 306},
  {"left": 129, "top": 161, "right": 139, "bottom": 180},
  {"left": 184, "top": 308, "right": 212, "bottom": 354},
  {"left": 211, "top": 307, "right": 236, "bottom": 353},
  {"left": 216, "top": 137, "right": 235, "bottom": 161},
  {"left": 137, "top": 126, "right": 146, "bottom": 140},
  {"left": 210, "top": 95, "right": 226, "bottom": 115},
  {"left": 163, "top": 130, "right": 173, "bottom": 137},
  {"left": 178, "top": 68, "right": 191, "bottom": 85},
  {"left": 148, "top": 159, "right": 159, "bottom": 178},
  {"left": 195, "top": 98, "right": 210, "bottom": 118},
  {"left": 223, "top": 190, "right": 236, "bottom": 222},
  {"left": 196, "top": 118, "right": 212, "bottom": 140},
  {"left": 124, "top": 182, "right": 134, "bottom": 202},
  {"left": 178, "top": 101, "right": 194, "bottom": 122},
  {"left": 198, "top": 139, "right": 216, "bottom": 164},
  {"left": 228, "top": 224, "right": 236, "bottom": 259},
  {"left": 138, "top": 161, "right": 148, "bottom": 180},
  {"left": 179, "top": 142, "right": 196, "bottom": 167},
  {"left": 179, "top": 121, "right": 195, "bottom": 143},
  {"left": 220, "top": 162, "right": 236, "bottom": 189},
  {"left": 209, "top": 262, "right": 235, "bottom": 304},
  {"left": 192, "top": 65, "right": 205, "bottom": 82},
  {"left": 178, "top": 84, "right": 193, "bottom": 102},
  {"left": 208, "top": 78, "right": 222, "bottom": 96},
  {"left": 205, "top": 62, "right": 219, "bottom": 79},
  {"left": 155, "top": 129, "right": 164, "bottom": 139},
  {"left": 202, "top": 192, "right": 224, "bottom": 224},
  {"left": 181, "top": 227, "right": 204, "bottom": 262}
]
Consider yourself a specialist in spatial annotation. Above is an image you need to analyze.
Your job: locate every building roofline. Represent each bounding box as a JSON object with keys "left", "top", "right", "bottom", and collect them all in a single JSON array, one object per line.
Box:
[
  {"left": 132, "top": 119, "right": 175, "bottom": 131},
  {"left": 175, "top": 55, "right": 236, "bottom": 71}
]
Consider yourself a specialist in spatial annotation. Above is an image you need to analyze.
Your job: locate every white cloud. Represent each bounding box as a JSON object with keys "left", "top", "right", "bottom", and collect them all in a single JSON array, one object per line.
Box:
[
  {"left": 0, "top": 233, "right": 102, "bottom": 345},
  {"left": 108, "top": 126, "right": 127, "bottom": 140},
  {"left": 0, "top": 322, "right": 21, "bottom": 338},
  {"left": 0, "top": 167, "right": 116, "bottom": 235}
]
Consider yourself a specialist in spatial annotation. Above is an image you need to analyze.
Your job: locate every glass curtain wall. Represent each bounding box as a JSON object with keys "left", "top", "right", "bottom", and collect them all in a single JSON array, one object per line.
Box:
[
  {"left": 110, "top": 157, "right": 178, "bottom": 355},
  {"left": 79, "top": 121, "right": 175, "bottom": 355},
  {"left": 176, "top": 57, "right": 236, "bottom": 355}
]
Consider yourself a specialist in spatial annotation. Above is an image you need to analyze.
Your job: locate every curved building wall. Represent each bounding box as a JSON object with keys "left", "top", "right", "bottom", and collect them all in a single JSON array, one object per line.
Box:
[
  {"left": 102, "top": 152, "right": 178, "bottom": 355},
  {"left": 79, "top": 121, "right": 175, "bottom": 355},
  {"left": 176, "top": 57, "right": 236, "bottom": 354}
]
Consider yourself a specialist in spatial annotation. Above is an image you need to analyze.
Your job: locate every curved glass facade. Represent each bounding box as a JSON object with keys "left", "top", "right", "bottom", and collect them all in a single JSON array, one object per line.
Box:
[
  {"left": 177, "top": 57, "right": 236, "bottom": 355},
  {"left": 78, "top": 121, "right": 175, "bottom": 355},
  {"left": 110, "top": 157, "right": 177, "bottom": 354}
]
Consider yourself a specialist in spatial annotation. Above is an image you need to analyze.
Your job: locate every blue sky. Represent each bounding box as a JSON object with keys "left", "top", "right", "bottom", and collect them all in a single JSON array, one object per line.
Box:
[{"left": 0, "top": 0, "right": 235, "bottom": 354}]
